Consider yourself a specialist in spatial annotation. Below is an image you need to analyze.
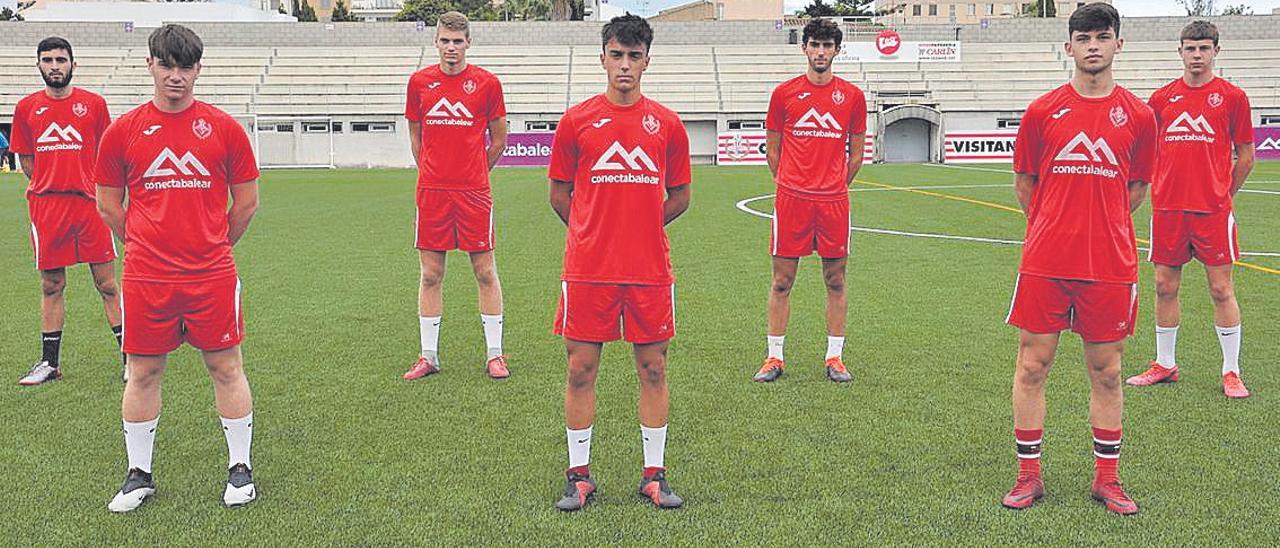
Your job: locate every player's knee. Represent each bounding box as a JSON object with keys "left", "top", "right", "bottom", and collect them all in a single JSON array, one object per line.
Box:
[
  {"left": 1154, "top": 276, "right": 1180, "bottom": 297},
  {"left": 637, "top": 359, "right": 666, "bottom": 386},
  {"left": 206, "top": 360, "right": 245, "bottom": 386},
  {"left": 566, "top": 362, "right": 598, "bottom": 390},
  {"left": 473, "top": 267, "right": 499, "bottom": 288},
  {"left": 128, "top": 362, "right": 165, "bottom": 386},
  {"left": 95, "top": 277, "right": 119, "bottom": 299},
  {"left": 1015, "top": 356, "right": 1052, "bottom": 385},
  {"left": 1089, "top": 363, "right": 1122, "bottom": 389},
  {"left": 823, "top": 273, "right": 845, "bottom": 293},
  {"left": 1208, "top": 281, "right": 1234, "bottom": 304},
  {"left": 771, "top": 276, "right": 794, "bottom": 295},
  {"left": 419, "top": 271, "right": 443, "bottom": 289},
  {"left": 41, "top": 276, "right": 66, "bottom": 297}
]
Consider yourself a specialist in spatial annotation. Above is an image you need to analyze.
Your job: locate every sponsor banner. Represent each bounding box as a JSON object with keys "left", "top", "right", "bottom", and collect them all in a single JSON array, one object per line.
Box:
[
  {"left": 944, "top": 130, "right": 1017, "bottom": 164},
  {"left": 1256, "top": 126, "right": 1280, "bottom": 161},
  {"left": 495, "top": 132, "right": 554, "bottom": 167},
  {"left": 717, "top": 131, "right": 874, "bottom": 165},
  {"left": 836, "top": 31, "right": 961, "bottom": 63}
]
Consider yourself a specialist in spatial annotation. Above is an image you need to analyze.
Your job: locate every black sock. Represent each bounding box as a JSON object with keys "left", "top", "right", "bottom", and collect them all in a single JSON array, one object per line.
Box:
[
  {"left": 112, "top": 325, "right": 125, "bottom": 365},
  {"left": 42, "top": 331, "right": 63, "bottom": 366}
]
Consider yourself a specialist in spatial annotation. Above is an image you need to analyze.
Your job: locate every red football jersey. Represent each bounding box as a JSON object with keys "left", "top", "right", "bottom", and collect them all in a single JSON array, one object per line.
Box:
[
  {"left": 1013, "top": 84, "right": 1157, "bottom": 284},
  {"left": 1148, "top": 77, "right": 1253, "bottom": 213},
  {"left": 9, "top": 87, "right": 110, "bottom": 196},
  {"left": 95, "top": 101, "right": 259, "bottom": 283},
  {"left": 548, "top": 95, "right": 692, "bottom": 285},
  {"left": 404, "top": 64, "right": 506, "bottom": 191},
  {"left": 766, "top": 75, "right": 866, "bottom": 200}
]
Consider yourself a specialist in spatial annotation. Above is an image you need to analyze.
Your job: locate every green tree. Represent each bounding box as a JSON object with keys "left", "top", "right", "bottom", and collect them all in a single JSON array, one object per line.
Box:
[
  {"left": 1021, "top": 0, "right": 1056, "bottom": 17},
  {"left": 503, "top": 0, "right": 551, "bottom": 20},
  {"left": 1221, "top": 4, "right": 1252, "bottom": 15},
  {"left": 796, "top": 0, "right": 873, "bottom": 17},
  {"left": 330, "top": 0, "right": 354, "bottom": 21},
  {"left": 1176, "top": 0, "right": 1217, "bottom": 16},
  {"left": 396, "top": 0, "right": 454, "bottom": 23},
  {"left": 293, "top": 0, "right": 318, "bottom": 21},
  {"left": 0, "top": 6, "right": 23, "bottom": 20}
]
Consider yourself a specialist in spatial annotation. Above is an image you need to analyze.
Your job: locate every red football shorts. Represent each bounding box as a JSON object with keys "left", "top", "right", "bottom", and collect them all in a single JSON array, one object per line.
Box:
[
  {"left": 122, "top": 276, "right": 244, "bottom": 355},
  {"left": 1148, "top": 209, "right": 1239, "bottom": 267},
  {"left": 1006, "top": 273, "right": 1138, "bottom": 343},
  {"left": 28, "top": 193, "right": 117, "bottom": 270},
  {"left": 415, "top": 187, "right": 494, "bottom": 252},
  {"left": 554, "top": 281, "right": 676, "bottom": 344},
  {"left": 771, "top": 191, "right": 850, "bottom": 259}
]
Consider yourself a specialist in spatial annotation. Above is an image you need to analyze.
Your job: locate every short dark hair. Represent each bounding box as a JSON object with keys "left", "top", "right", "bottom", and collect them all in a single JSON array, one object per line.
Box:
[
  {"left": 802, "top": 18, "right": 843, "bottom": 47},
  {"left": 1068, "top": 2, "right": 1121, "bottom": 38},
  {"left": 1180, "top": 20, "right": 1219, "bottom": 46},
  {"left": 602, "top": 14, "right": 653, "bottom": 53},
  {"left": 148, "top": 24, "right": 203, "bottom": 67},
  {"left": 37, "top": 36, "right": 73, "bottom": 62}
]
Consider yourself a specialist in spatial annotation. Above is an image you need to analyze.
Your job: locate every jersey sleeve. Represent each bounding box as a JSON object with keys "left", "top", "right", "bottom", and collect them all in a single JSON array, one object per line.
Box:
[
  {"left": 488, "top": 76, "right": 507, "bottom": 120},
  {"left": 404, "top": 73, "right": 422, "bottom": 122},
  {"left": 1146, "top": 88, "right": 1166, "bottom": 127},
  {"left": 1229, "top": 88, "right": 1254, "bottom": 145},
  {"left": 547, "top": 112, "right": 578, "bottom": 182},
  {"left": 1130, "top": 108, "right": 1158, "bottom": 184},
  {"left": 765, "top": 85, "right": 786, "bottom": 133},
  {"left": 95, "top": 97, "right": 112, "bottom": 139},
  {"left": 8, "top": 101, "right": 31, "bottom": 155},
  {"left": 849, "top": 87, "right": 868, "bottom": 135},
  {"left": 224, "top": 116, "right": 260, "bottom": 185},
  {"left": 1012, "top": 104, "right": 1042, "bottom": 175},
  {"left": 94, "top": 120, "right": 129, "bottom": 188},
  {"left": 666, "top": 117, "right": 692, "bottom": 188}
]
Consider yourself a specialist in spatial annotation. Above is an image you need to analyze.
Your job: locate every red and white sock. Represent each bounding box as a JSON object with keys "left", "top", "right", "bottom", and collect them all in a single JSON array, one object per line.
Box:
[
  {"left": 1092, "top": 427, "right": 1122, "bottom": 484},
  {"left": 1015, "top": 428, "right": 1042, "bottom": 479}
]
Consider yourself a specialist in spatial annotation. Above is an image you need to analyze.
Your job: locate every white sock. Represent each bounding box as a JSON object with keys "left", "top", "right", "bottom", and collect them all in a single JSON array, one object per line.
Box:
[
  {"left": 766, "top": 335, "right": 784, "bottom": 360},
  {"left": 826, "top": 336, "right": 845, "bottom": 360},
  {"left": 567, "top": 426, "right": 592, "bottom": 469},
  {"left": 480, "top": 314, "right": 503, "bottom": 359},
  {"left": 123, "top": 417, "right": 159, "bottom": 473},
  {"left": 220, "top": 413, "right": 253, "bottom": 469},
  {"left": 1216, "top": 324, "right": 1241, "bottom": 375},
  {"left": 419, "top": 316, "right": 441, "bottom": 358},
  {"left": 641, "top": 424, "right": 667, "bottom": 469},
  {"left": 1155, "top": 325, "right": 1178, "bottom": 368}
]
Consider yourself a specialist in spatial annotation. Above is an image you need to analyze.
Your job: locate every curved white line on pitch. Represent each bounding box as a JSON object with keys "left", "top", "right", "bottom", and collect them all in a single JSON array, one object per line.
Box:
[{"left": 735, "top": 191, "right": 1280, "bottom": 257}]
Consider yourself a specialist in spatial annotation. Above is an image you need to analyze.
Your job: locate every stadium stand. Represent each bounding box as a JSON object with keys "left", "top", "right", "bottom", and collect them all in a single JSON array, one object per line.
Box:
[{"left": 2, "top": 18, "right": 1278, "bottom": 167}]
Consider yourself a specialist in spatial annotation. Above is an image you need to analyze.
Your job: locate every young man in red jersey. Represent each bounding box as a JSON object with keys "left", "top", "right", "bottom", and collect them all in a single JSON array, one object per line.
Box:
[
  {"left": 1126, "top": 20, "right": 1255, "bottom": 398},
  {"left": 753, "top": 18, "right": 866, "bottom": 384},
  {"left": 96, "top": 25, "right": 261, "bottom": 512},
  {"left": 548, "top": 15, "right": 691, "bottom": 511},
  {"left": 402, "top": 11, "right": 511, "bottom": 381},
  {"left": 10, "top": 37, "right": 124, "bottom": 386},
  {"left": 1003, "top": 3, "right": 1156, "bottom": 515}
]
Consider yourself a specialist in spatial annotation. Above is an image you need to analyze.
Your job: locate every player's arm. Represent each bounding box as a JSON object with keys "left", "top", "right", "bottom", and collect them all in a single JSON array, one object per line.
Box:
[
  {"left": 486, "top": 117, "right": 508, "bottom": 170},
  {"left": 1127, "top": 180, "right": 1149, "bottom": 213},
  {"left": 765, "top": 130, "right": 781, "bottom": 178},
  {"left": 18, "top": 154, "right": 34, "bottom": 179},
  {"left": 1229, "top": 142, "right": 1255, "bottom": 196},
  {"left": 1014, "top": 173, "right": 1036, "bottom": 213},
  {"left": 663, "top": 184, "right": 690, "bottom": 225},
  {"left": 549, "top": 179, "right": 573, "bottom": 225},
  {"left": 227, "top": 181, "right": 260, "bottom": 246},
  {"left": 97, "top": 185, "right": 127, "bottom": 241},
  {"left": 408, "top": 121, "right": 422, "bottom": 165},
  {"left": 846, "top": 132, "right": 866, "bottom": 187}
]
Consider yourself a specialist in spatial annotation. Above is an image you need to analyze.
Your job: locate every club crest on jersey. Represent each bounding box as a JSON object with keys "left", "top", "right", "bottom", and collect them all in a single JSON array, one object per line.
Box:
[
  {"left": 192, "top": 118, "right": 213, "bottom": 140},
  {"left": 463, "top": 79, "right": 476, "bottom": 94},
  {"left": 642, "top": 113, "right": 661, "bottom": 135},
  {"left": 72, "top": 102, "right": 87, "bottom": 117},
  {"left": 832, "top": 89, "right": 846, "bottom": 105},
  {"left": 1208, "top": 92, "right": 1223, "bottom": 108},
  {"left": 1109, "top": 106, "right": 1127, "bottom": 127}
]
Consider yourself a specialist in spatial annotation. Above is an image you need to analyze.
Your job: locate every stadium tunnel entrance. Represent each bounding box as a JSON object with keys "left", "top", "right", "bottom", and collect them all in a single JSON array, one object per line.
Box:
[{"left": 878, "top": 105, "right": 942, "bottom": 163}]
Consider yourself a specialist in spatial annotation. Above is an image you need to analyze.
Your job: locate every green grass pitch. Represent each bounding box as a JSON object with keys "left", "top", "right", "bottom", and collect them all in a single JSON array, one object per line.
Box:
[{"left": 2, "top": 162, "right": 1277, "bottom": 544}]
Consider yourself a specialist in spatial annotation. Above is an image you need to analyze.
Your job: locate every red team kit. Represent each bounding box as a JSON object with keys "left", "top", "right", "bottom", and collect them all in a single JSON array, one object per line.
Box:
[{"left": 9, "top": 8, "right": 1263, "bottom": 519}]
